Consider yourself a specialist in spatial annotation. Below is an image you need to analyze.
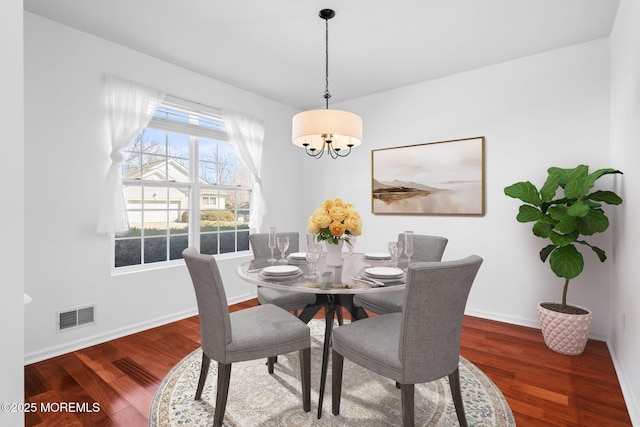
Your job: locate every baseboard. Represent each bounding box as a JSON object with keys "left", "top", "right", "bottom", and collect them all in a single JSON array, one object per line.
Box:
[
  {"left": 464, "top": 307, "right": 608, "bottom": 342},
  {"left": 607, "top": 342, "right": 640, "bottom": 426},
  {"left": 465, "top": 307, "right": 540, "bottom": 330},
  {"left": 227, "top": 291, "right": 257, "bottom": 307},
  {"left": 24, "top": 291, "right": 257, "bottom": 365}
]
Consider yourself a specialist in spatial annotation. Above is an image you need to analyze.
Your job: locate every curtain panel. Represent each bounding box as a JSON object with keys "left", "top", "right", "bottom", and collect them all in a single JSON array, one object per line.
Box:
[
  {"left": 222, "top": 110, "right": 267, "bottom": 233},
  {"left": 96, "top": 75, "right": 165, "bottom": 235}
]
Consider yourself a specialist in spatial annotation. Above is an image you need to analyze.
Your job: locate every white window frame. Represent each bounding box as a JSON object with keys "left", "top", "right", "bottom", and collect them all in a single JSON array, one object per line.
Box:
[{"left": 112, "top": 97, "right": 252, "bottom": 273}]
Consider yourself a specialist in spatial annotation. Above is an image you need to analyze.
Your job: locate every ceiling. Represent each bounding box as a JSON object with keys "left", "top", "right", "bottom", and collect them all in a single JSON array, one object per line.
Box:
[{"left": 24, "top": 0, "right": 620, "bottom": 110}]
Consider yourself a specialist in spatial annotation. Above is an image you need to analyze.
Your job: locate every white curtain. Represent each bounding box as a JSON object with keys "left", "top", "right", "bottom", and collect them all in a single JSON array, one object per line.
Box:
[
  {"left": 222, "top": 110, "right": 267, "bottom": 233},
  {"left": 96, "top": 75, "right": 165, "bottom": 235}
]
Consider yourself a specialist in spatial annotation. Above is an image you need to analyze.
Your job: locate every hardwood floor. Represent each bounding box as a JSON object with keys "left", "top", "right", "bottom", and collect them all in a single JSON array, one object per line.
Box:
[{"left": 24, "top": 299, "right": 632, "bottom": 426}]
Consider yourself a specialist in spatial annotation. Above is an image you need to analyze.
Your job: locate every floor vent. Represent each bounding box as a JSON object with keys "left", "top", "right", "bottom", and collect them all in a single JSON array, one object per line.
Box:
[{"left": 57, "top": 305, "right": 96, "bottom": 332}]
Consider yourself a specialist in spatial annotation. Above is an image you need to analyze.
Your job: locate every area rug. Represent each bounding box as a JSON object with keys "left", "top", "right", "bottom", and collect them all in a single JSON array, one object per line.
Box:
[{"left": 150, "top": 320, "right": 515, "bottom": 426}]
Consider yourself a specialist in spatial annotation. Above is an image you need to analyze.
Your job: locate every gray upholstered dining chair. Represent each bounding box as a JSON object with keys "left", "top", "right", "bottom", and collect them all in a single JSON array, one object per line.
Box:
[
  {"left": 182, "top": 247, "right": 311, "bottom": 427},
  {"left": 249, "top": 232, "right": 316, "bottom": 313},
  {"left": 332, "top": 255, "right": 483, "bottom": 427},
  {"left": 352, "top": 234, "right": 448, "bottom": 314},
  {"left": 250, "top": 232, "right": 317, "bottom": 373}
]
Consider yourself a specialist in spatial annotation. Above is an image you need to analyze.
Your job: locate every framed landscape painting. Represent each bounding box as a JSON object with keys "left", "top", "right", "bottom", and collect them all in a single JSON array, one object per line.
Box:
[{"left": 372, "top": 136, "right": 485, "bottom": 215}]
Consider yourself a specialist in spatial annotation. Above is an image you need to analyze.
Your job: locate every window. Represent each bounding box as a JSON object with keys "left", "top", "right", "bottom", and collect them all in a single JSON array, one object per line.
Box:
[{"left": 114, "top": 99, "right": 251, "bottom": 269}]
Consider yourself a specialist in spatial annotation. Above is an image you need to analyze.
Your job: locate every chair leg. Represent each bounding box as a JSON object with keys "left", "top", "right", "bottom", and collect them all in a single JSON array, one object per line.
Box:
[
  {"left": 195, "top": 352, "right": 211, "bottom": 400},
  {"left": 267, "top": 356, "right": 277, "bottom": 374},
  {"left": 336, "top": 308, "right": 344, "bottom": 325},
  {"left": 331, "top": 350, "right": 344, "bottom": 415},
  {"left": 299, "top": 348, "right": 311, "bottom": 412},
  {"left": 400, "top": 383, "right": 415, "bottom": 427},
  {"left": 213, "top": 362, "right": 232, "bottom": 427},
  {"left": 449, "top": 368, "right": 468, "bottom": 427}
]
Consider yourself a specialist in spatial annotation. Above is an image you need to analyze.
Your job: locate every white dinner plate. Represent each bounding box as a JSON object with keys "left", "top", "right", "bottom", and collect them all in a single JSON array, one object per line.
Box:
[
  {"left": 261, "top": 265, "right": 302, "bottom": 276},
  {"left": 364, "top": 267, "right": 405, "bottom": 279},
  {"left": 364, "top": 252, "right": 392, "bottom": 260},
  {"left": 287, "top": 252, "right": 307, "bottom": 260},
  {"left": 260, "top": 270, "right": 303, "bottom": 281}
]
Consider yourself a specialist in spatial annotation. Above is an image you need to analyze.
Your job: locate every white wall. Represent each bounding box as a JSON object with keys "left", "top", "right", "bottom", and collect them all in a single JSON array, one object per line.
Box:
[
  {"left": 0, "top": 0, "right": 25, "bottom": 425},
  {"left": 23, "top": 13, "right": 304, "bottom": 363},
  {"left": 303, "top": 39, "right": 614, "bottom": 337},
  {"left": 610, "top": 0, "right": 640, "bottom": 423}
]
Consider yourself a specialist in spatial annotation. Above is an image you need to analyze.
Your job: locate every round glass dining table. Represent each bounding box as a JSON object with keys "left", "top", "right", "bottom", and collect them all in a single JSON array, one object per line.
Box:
[{"left": 236, "top": 252, "right": 406, "bottom": 418}]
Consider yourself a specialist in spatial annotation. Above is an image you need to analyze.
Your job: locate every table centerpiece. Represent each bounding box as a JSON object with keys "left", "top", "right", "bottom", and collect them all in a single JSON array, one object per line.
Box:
[{"left": 307, "top": 198, "right": 362, "bottom": 266}]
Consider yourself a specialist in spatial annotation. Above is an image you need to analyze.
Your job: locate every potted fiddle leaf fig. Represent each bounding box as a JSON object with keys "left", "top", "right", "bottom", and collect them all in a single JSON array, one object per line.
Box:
[{"left": 504, "top": 165, "right": 623, "bottom": 355}]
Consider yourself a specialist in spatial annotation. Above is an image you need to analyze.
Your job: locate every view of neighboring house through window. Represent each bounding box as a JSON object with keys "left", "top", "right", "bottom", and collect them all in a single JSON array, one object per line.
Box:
[{"left": 115, "top": 101, "right": 251, "bottom": 268}]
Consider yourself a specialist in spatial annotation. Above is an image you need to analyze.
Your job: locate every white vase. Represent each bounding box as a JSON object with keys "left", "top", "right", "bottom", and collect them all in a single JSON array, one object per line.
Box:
[{"left": 325, "top": 240, "right": 344, "bottom": 266}]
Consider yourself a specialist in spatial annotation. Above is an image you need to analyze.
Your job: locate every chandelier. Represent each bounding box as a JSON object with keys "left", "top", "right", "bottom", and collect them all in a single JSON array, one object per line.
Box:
[{"left": 292, "top": 9, "right": 363, "bottom": 159}]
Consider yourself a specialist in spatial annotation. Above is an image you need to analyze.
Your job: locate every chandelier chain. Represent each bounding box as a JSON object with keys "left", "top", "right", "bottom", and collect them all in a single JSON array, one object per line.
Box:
[{"left": 324, "top": 16, "right": 331, "bottom": 109}]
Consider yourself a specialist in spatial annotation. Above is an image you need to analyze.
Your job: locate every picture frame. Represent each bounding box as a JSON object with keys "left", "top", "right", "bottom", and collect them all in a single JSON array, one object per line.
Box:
[{"left": 371, "top": 136, "right": 485, "bottom": 215}]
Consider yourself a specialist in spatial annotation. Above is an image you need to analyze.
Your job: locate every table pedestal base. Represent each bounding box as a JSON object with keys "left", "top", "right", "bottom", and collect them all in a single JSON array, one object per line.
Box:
[{"left": 298, "top": 294, "right": 368, "bottom": 418}]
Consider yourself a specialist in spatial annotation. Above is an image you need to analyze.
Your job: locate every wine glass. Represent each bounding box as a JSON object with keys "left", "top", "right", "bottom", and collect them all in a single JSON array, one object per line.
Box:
[
  {"left": 306, "top": 233, "right": 318, "bottom": 252},
  {"left": 404, "top": 231, "right": 414, "bottom": 266},
  {"left": 305, "top": 245, "right": 321, "bottom": 279},
  {"left": 268, "top": 227, "right": 277, "bottom": 262},
  {"left": 388, "top": 241, "right": 400, "bottom": 267},
  {"left": 277, "top": 236, "right": 290, "bottom": 264},
  {"left": 346, "top": 236, "right": 357, "bottom": 257}
]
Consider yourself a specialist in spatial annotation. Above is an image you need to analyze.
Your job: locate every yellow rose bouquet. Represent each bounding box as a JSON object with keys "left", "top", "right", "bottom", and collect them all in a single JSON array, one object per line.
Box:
[{"left": 307, "top": 198, "right": 362, "bottom": 245}]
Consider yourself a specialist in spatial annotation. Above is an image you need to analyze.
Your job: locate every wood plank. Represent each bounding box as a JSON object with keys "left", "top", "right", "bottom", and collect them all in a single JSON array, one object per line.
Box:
[
  {"left": 24, "top": 363, "right": 48, "bottom": 397},
  {"left": 111, "top": 357, "right": 159, "bottom": 390},
  {"left": 107, "top": 375, "right": 155, "bottom": 418},
  {"left": 110, "top": 405, "right": 148, "bottom": 427},
  {"left": 60, "top": 353, "right": 130, "bottom": 415}
]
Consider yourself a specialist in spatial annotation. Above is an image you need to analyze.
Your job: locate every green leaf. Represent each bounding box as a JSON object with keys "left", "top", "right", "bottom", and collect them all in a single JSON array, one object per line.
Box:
[
  {"left": 584, "top": 168, "right": 623, "bottom": 191},
  {"left": 576, "top": 240, "right": 607, "bottom": 262},
  {"left": 504, "top": 182, "right": 542, "bottom": 206},
  {"left": 588, "top": 190, "right": 623, "bottom": 205},
  {"left": 540, "top": 244, "right": 557, "bottom": 262},
  {"left": 566, "top": 200, "right": 590, "bottom": 217},
  {"left": 576, "top": 210, "right": 609, "bottom": 235},
  {"left": 516, "top": 205, "right": 544, "bottom": 223},
  {"left": 540, "top": 170, "right": 561, "bottom": 202},
  {"left": 554, "top": 216, "right": 577, "bottom": 234},
  {"left": 533, "top": 221, "right": 552, "bottom": 238},
  {"left": 547, "top": 206, "right": 567, "bottom": 222},
  {"left": 565, "top": 177, "right": 589, "bottom": 199},
  {"left": 548, "top": 230, "right": 577, "bottom": 247},
  {"left": 549, "top": 244, "right": 584, "bottom": 279},
  {"left": 584, "top": 199, "right": 602, "bottom": 208},
  {"left": 548, "top": 206, "right": 575, "bottom": 233},
  {"left": 538, "top": 213, "right": 557, "bottom": 225},
  {"left": 549, "top": 165, "right": 588, "bottom": 187},
  {"left": 550, "top": 165, "right": 588, "bottom": 199},
  {"left": 565, "top": 167, "right": 622, "bottom": 200}
]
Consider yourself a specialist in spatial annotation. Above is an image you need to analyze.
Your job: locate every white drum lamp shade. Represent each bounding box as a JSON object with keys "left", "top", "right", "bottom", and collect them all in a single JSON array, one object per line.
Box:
[{"left": 292, "top": 109, "right": 362, "bottom": 152}]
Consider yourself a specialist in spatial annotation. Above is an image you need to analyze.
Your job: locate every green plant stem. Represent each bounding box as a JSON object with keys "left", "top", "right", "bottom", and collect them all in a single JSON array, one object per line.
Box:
[{"left": 562, "top": 278, "right": 570, "bottom": 307}]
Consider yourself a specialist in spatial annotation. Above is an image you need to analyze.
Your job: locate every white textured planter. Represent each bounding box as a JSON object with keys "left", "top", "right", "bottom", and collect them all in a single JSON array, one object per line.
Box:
[{"left": 537, "top": 302, "right": 592, "bottom": 355}]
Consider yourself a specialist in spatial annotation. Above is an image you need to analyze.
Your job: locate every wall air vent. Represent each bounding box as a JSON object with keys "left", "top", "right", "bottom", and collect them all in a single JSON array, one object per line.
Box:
[{"left": 57, "top": 305, "right": 96, "bottom": 332}]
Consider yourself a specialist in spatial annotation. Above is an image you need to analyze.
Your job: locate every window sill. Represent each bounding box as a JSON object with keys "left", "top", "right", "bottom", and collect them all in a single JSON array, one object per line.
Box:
[{"left": 111, "top": 250, "right": 252, "bottom": 276}]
